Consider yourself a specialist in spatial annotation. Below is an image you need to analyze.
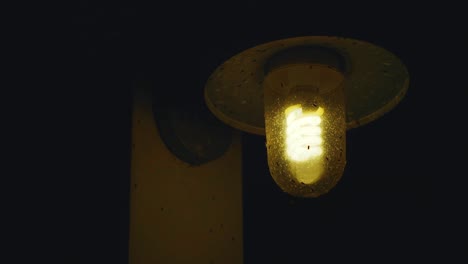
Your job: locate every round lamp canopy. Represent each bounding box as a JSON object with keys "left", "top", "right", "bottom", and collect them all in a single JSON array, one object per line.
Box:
[{"left": 204, "top": 36, "right": 409, "bottom": 135}]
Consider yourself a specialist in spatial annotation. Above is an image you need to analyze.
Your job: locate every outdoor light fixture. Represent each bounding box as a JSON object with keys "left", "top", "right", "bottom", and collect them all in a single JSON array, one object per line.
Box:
[{"left": 204, "top": 36, "right": 409, "bottom": 197}]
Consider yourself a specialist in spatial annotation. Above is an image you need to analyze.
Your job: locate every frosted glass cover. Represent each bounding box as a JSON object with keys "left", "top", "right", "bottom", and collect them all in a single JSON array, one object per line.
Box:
[{"left": 264, "top": 64, "right": 346, "bottom": 197}]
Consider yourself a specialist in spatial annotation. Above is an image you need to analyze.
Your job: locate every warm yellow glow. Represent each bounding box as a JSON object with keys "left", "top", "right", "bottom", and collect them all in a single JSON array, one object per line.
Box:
[
  {"left": 264, "top": 63, "right": 346, "bottom": 197},
  {"left": 285, "top": 104, "right": 324, "bottom": 162}
]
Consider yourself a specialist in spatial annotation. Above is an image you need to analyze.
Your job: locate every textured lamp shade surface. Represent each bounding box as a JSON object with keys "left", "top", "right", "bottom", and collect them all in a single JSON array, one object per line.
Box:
[
  {"left": 204, "top": 36, "right": 409, "bottom": 135},
  {"left": 264, "top": 64, "right": 346, "bottom": 197}
]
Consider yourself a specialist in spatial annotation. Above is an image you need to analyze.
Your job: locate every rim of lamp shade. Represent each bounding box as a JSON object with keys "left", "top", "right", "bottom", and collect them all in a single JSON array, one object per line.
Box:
[{"left": 204, "top": 36, "right": 409, "bottom": 135}]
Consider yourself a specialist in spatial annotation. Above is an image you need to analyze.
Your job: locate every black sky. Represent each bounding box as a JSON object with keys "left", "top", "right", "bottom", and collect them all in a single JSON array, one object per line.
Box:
[{"left": 66, "top": 2, "right": 467, "bottom": 263}]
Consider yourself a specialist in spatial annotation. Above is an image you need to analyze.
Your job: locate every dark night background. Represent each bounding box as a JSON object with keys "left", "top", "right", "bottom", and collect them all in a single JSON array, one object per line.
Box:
[{"left": 62, "top": 1, "right": 467, "bottom": 263}]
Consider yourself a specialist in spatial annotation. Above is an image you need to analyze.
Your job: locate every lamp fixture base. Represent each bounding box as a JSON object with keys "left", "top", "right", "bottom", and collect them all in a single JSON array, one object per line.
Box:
[{"left": 204, "top": 36, "right": 409, "bottom": 135}]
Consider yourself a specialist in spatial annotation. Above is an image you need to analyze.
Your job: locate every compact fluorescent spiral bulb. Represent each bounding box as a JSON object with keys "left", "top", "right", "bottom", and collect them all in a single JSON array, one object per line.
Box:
[
  {"left": 204, "top": 36, "right": 409, "bottom": 197},
  {"left": 285, "top": 105, "right": 324, "bottom": 162}
]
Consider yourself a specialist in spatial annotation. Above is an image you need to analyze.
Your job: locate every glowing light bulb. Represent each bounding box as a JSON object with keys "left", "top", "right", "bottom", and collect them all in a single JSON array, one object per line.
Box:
[
  {"left": 264, "top": 62, "right": 346, "bottom": 197},
  {"left": 285, "top": 105, "right": 324, "bottom": 162}
]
